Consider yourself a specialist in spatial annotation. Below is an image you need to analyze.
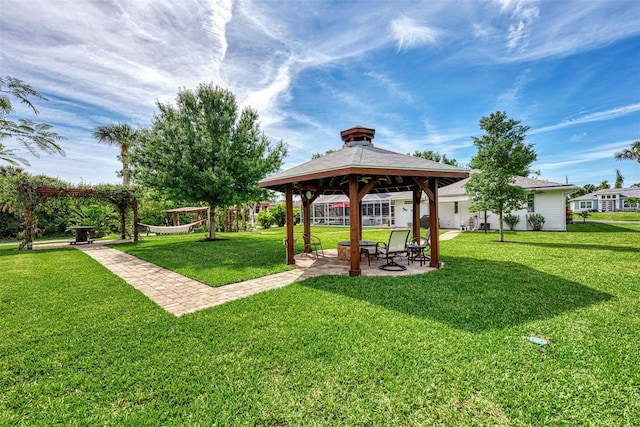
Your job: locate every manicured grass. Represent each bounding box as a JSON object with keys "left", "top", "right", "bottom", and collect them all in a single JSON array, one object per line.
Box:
[
  {"left": 572, "top": 211, "right": 640, "bottom": 222},
  {"left": 112, "top": 226, "right": 408, "bottom": 286},
  {"left": 1, "top": 223, "right": 638, "bottom": 425}
]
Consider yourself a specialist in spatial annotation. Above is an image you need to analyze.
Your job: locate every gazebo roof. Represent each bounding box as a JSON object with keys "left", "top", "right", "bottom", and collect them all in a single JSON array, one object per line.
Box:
[{"left": 259, "top": 126, "right": 469, "bottom": 194}]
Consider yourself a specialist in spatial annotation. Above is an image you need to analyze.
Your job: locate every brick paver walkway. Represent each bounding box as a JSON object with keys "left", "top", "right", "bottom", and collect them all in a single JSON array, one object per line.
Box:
[{"left": 36, "top": 230, "right": 462, "bottom": 317}]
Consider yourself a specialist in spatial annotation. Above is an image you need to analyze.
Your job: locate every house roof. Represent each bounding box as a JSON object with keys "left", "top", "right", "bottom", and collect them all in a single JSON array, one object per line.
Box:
[
  {"left": 259, "top": 127, "right": 469, "bottom": 195},
  {"left": 439, "top": 171, "right": 578, "bottom": 198},
  {"left": 569, "top": 187, "right": 640, "bottom": 201}
]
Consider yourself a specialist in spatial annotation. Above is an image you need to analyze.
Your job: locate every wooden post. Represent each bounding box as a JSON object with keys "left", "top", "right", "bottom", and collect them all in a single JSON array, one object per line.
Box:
[
  {"left": 412, "top": 187, "right": 421, "bottom": 240},
  {"left": 303, "top": 196, "right": 312, "bottom": 253},
  {"left": 285, "top": 184, "right": 295, "bottom": 265},
  {"left": 349, "top": 175, "right": 361, "bottom": 276},
  {"left": 428, "top": 178, "right": 440, "bottom": 268}
]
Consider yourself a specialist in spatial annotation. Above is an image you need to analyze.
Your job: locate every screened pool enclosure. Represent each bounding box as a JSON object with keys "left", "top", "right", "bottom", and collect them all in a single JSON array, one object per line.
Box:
[{"left": 304, "top": 194, "right": 396, "bottom": 226}]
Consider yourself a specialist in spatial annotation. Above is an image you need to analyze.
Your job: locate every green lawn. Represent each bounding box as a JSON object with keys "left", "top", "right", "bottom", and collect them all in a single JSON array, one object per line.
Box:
[
  {"left": 112, "top": 226, "right": 409, "bottom": 286},
  {"left": 572, "top": 211, "right": 640, "bottom": 222},
  {"left": 1, "top": 223, "right": 638, "bottom": 425}
]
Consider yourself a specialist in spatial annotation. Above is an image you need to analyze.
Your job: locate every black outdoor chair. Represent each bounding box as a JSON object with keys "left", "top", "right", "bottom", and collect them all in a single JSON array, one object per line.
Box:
[
  {"left": 407, "top": 228, "right": 431, "bottom": 266},
  {"left": 302, "top": 233, "right": 324, "bottom": 258},
  {"left": 376, "top": 229, "right": 410, "bottom": 271}
]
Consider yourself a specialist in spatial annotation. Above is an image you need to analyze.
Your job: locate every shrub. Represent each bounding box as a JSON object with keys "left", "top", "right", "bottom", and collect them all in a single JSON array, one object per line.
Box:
[
  {"left": 256, "top": 210, "right": 276, "bottom": 229},
  {"left": 503, "top": 213, "right": 520, "bottom": 230},
  {"left": 269, "top": 203, "right": 286, "bottom": 227},
  {"left": 526, "top": 213, "right": 545, "bottom": 231}
]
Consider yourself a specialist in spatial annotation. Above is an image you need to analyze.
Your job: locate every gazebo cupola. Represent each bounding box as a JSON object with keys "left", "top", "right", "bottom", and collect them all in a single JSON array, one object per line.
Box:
[
  {"left": 340, "top": 126, "right": 375, "bottom": 147},
  {"left": 259, "top": 125, "right": 470, "bottom": 276}
]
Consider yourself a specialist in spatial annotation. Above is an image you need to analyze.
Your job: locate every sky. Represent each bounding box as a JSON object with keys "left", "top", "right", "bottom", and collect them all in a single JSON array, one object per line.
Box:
[{"left": 1, "top": 0, "right": 639, "bottom": 188}]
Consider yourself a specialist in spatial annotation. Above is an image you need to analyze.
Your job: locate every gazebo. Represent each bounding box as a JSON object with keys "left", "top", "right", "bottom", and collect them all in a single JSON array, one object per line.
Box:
[{"left": 259, "top": 126, "right": 470, "bottom": 276}]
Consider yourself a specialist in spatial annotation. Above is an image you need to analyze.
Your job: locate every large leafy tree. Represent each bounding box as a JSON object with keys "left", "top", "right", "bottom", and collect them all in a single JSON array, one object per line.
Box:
[
  {"left": 0, "top": 76, "right": 65, "bottom": 165},
  {"left": 93, "top": 123, "right": 137, "bottom": 186},
  {"left": 411, "top": 149, "right": 460, "bottom": 166},
  {"left": 614, "top": 140, "right": 640, "bottom": 164},
  {"left": 131, "top": 83, "right": 287, "bottom": 240},
  {"left": 464, "top": 111, "right": 537, "bottom": 242}
]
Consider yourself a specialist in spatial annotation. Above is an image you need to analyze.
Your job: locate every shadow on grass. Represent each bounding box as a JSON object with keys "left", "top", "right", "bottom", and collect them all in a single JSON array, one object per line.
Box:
[{"left": 301, "top": 256, "right": 612, "bottom": 332}]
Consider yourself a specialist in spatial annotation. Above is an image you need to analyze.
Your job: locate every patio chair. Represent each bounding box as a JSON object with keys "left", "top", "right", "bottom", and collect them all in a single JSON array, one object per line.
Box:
[
  {"left": 376, "top": 229, "right": 410, "bottom": 271},
  {"left": 302, "top": 233, "right": 324, "bottom": 258},
  {"left": 407, "top": 228, "right": 430, "bottom": 266}
]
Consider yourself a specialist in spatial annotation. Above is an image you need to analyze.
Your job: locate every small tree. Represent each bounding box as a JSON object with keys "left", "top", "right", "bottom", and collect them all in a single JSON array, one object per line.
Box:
[
  {"left": 131, "top": 83, "right": 287, "bottom": 240},
  {"left": 464, "top": 111, "right": 537, "bottom": 242},
  {"left": 615, "top": 169, "right": 624, "bottom": 189},
  {"left": 578, "top": 211, "right": 590, "bottom": 222}
]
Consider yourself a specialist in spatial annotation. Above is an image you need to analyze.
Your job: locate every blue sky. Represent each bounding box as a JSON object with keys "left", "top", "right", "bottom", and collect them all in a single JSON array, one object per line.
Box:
[{"left": 2, "top": 0, "right": 639, "bottom": 187}]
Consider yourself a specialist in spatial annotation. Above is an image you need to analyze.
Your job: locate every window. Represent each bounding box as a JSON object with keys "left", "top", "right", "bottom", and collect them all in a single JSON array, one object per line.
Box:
[
  {"left": 454, "top": 201, "right": 459, "bottom": 214},
  {"left": 579, "top": 201, "right": 593, "bottom": 210},
  {"left": 527, "top": 193, "right": 535, "bottom": 212}
]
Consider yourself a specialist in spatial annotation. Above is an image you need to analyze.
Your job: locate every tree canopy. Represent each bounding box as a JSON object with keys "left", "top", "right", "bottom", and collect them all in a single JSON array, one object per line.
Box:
[
  {"left": 131, "top": 83, "right": 287, "bottom": 239},
  {"left": 464, "top": 111, "right": 537, "bottom": 242},
  {"left": 411, "top": 150, "right": 460, "bottom": 167},
  {"left": 0, "top": 76, "right": 65, "bottom": 166}
]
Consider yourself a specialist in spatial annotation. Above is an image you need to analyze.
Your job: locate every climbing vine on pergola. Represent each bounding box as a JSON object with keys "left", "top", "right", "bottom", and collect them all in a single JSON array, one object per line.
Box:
[{"left": 12, "top": 175, "right": 139, "bottom": 249}]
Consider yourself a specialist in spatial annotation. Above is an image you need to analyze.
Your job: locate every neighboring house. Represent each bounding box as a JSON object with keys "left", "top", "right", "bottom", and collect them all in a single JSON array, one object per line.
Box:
[
  {"left": 309, "top": 174, "right": 578, "bottom": 231},
  {"left": 569, "top": 188, "right": 640, "bottom": 212}
]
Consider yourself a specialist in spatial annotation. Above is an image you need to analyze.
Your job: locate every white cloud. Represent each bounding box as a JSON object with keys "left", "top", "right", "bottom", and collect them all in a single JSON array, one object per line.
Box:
[
  {"left": 390, "top": 16, "right": 441, "bottom": 51},
  {"left": 531, "top": 104, "right": 640, "bottom": 135}
]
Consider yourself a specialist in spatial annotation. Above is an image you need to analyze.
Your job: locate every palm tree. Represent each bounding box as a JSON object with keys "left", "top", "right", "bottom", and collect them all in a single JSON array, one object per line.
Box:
[
  {"left": 0, "top": 142, "right": 28, "bottom": 166},
  {"left": 614, "top": 141, "right": 640, "bottom": 164},
  {"left": 1, "top": 76, "right": 65, "bottom": 160},
  {"left": 93, "top": 123, "right": 137, "bottom": 185}
]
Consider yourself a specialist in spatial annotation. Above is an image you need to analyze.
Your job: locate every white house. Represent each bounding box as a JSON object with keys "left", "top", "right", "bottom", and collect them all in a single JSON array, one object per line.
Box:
[
  {"left": 569, "top": 188, "right": 640, "bottom": 212},
  {"left": 310, "top": 174, "right": 578, "bottom": 231},
  {"left": 438, "top": 175, "right": 578, "bottom": 231}
]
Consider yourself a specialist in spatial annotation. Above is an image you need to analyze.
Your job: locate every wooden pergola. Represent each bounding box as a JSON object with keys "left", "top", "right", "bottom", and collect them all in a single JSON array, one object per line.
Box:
[
  {"left": 165, "top": 206, "right": 209, "bottom": 226},
  {"left": 259, "top": 126, "right": 470, "bottom": 276},
  {"left": 17, "top": 185, "right": 139, "bottom": 249}
]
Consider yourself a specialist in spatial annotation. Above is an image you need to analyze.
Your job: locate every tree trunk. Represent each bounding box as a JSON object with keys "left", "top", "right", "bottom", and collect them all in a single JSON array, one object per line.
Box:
[
  {"left": 121, "top": 146, "right": 130, "bottom": 186},
  {"left": 25, "top": 206, "right": 34, "bottom": 250},
  {"left": 208, "top": 205, "right": 216, "bottom": 240},
  {"left": 499, "top": 210, "right": 504, "bottom": 242}
]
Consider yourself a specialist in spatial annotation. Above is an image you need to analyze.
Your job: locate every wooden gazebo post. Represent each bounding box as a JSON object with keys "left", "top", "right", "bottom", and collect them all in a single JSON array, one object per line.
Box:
[
  {"left": 285, "top": 183, "right": 295, "bottom": 265},
  {"left": 412, "top": 187, "right": 422, "bottom": 240},
  {"left": 428, "top": 178, "right": 440, "bottom": 268},
  {"left": 349, "top": 175, "right": 361, "bottom": 276}
]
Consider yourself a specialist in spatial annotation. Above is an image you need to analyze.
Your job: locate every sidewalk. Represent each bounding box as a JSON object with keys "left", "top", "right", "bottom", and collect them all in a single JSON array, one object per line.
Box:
[{"left": 33, "top": 230, "right": 462, "bottom": 316}]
